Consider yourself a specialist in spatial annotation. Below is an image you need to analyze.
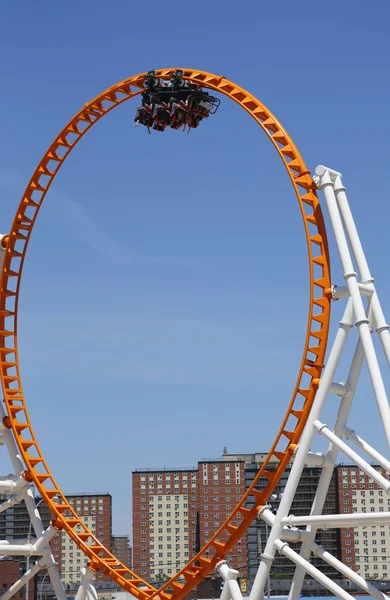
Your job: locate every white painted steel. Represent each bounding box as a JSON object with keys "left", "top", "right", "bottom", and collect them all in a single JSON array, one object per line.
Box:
[
  {"left": 288, "top": 302, "right": 372, "bottom": 600},
  {"left": 317, "top": 167, "right": 390, "bottom": 446},
  {"left": 260, "top": 507, "right": 309, "bottom": 543},
  {"left": 332, "top": 283, "right": 374, "bottom": 299},
  {"left": 332, "top": 173, "right": 373, "bottom": 283},
  {"left": 0, "top": 491, "right": 26, "bottom": 514},
  {"left": 371, "top": 292, "right": 390, "bottom": 367},
  {"left": 260, "top": 508, "right": 389, "bottom": 600},
  {"left": 302, "top": 451, "right": 326, "bottom": 467},
  {"left": 331, "top": 172, "right": 390, "bottom": 367},
  {"left": 343, "top": 426, "right": 390, "bottom": 471},
  {"left": 314, "top": 544, "right": 390, "bottom": 600},
  {"left": 314, "top": 420, "right": 390, "bottom": 491},
  {"left": 248, "top": 299, "right": 354, "bottom": 600},
  {"left": 0, "top": 404, "right": 65, "bottom": 600},
  {"left": 274, "top": 539, "right": 356, "bottom": 600},
  {"left": 217, "top": 562, "right": 243, "bottom": 600},
  {"left": 329, "top": 382, "right": 348, "bottom": 395},
  {"left": 315, "top": 165, "right": 342, "bottom": 179},
  {"left": 281, "top": 511, "right": 390, "bottom": 528},
  {"left": 74, "top": 567, "right": 98, "bottom": 600},
  {"left": 0, "top": 538, "right": 36, "bottom": 545},
  {"left": 259, "top": 166, "right": 390, "bottom": 600},
  {"left": 0, "top": 476, "right": 29, "bottom": 493}
]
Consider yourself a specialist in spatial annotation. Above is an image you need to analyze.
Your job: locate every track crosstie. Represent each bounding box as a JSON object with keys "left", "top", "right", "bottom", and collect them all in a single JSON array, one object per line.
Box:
[{"left": 0, "top": 69, "right": 331, "bottom": 600}]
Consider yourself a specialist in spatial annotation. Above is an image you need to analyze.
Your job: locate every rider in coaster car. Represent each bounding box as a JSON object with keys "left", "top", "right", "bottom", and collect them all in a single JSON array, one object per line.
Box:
[
  {"left": 152, "top": 103, "right": 170, "bottom": 131},
  {"left": 169, "top": 100, "right": 188, "bottom": 130},
  {"left": 135, "top": 104, "right": 153, "bottom": 129}
]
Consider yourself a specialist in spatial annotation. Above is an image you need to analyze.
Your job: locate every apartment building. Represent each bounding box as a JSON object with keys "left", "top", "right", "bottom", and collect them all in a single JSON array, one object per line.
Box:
[
  {"left": 197, "top": 459, "right": 247, "bottom": 572},
  {"left": 0, "top": 491, "right": 112, "bottom": 585},
  {"left": 112, "top": 535, "right": 132, "bottom": 569},
  {"left": 337, "top": 464, "right": 390, "bottom": 580},
  {"left": 54, "top": 493, "right": 112, "bottom": 584},
  {"left": 132, "top": 459, "right": 247, "bottom": 581},
  {"left": 132, "top": 467, "right": 198, "bottom": 580}
]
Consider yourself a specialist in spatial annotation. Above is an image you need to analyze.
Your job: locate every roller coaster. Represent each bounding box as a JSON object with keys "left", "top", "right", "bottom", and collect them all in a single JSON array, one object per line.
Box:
[{"left": 0, "top": 69, "right": 390, "bottom": 600}]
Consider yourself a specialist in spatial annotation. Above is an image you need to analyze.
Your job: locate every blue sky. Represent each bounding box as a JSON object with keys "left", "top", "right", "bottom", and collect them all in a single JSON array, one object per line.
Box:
[{"left": 0, "top": 1, "right": 390, "bottom": 536}]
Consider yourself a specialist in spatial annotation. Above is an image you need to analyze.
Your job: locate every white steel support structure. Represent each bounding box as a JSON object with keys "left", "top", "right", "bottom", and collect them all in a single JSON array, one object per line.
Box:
[
  {"left": 219, "top": 167, "right": 390, "bottom": 600},
  {"left": 0, "top": 237, "right": 66, "bottom": 600}
]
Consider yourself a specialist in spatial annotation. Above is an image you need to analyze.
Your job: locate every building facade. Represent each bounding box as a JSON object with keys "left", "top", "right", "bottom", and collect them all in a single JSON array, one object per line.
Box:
[
  {"left": 112, "top": 535, "right": 132, "bottom": 569},
  {"left": 197, "top": 459, "right": 247, "bottom": 572},
  {"left": 54, "top": 493, "right": 112, "bottom": 584},
  {"left": 337, "top": 464, "right": 390, "bottom": 580},
  {"left": 132, "top": 467, "right": 198, "bottom": 580},
  {"left": 132, "top": 459, "right": 247, "bottom": 582},
  {"left": 0, "top": 491, "right": 112, "bottom": 587}
]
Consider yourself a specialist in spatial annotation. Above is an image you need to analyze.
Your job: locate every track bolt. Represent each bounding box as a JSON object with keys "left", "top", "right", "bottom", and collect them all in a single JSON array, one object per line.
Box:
[
  {"left": 22, "top": 469, "right": 34, "bottom": 482},
  {"left": 51, "top": 518, "right": 63, "bottom": 530},
  {"left": 2, "top": 415, "right": 11, "bottom": 429},
  {"left": 1, "top": 235, "right": 9, "bottom": 248}
]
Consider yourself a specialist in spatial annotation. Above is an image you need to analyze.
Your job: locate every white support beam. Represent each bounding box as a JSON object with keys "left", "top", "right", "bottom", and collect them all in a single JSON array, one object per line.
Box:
[
  {"left": 288, "top": 301, "right": 373, "bottom": 600},
  {"left": 248, "top": 299, "right": 355, "bottom": 600},
  {"left": 274, "top": 539, "right": 357, "bottom": 600},
  {"left": 0, "top": 525, "right": 57, "bottom": 556},
  {"left": 0, "top": 475, "right": 30, "bottom": 493},
  {"left": 248, "top": 166, "right": 390, "bottom": 600},
  {"left": 260, "top": 508, "right": 390, "bottom": 600},
  {"left": 314, "top": 420, "right": 390, "bottom": 491},
  {"left": 0, "top": 402, "right": 65, "bottom": 600},
  {"left": 316, "top": 166, "right": 390, "bottom": 447},
  {"left": 331, "top": 283, "right": 374, "bottom": 300},
  {"left": 281, "top": 511, "right": 390, "bottom": 528},
  {"left": 0, "top": 490, "right": 28, "bottom": 514},
  {"left": 74, "top": 567, "right": 98, "bottom": 600},
  {"left": 343, "top": 426, "right": 390, "bottom": 471},
  {"left": 217, "top": 561, "right": 243, "bottom": 600},
  {"left": 329, "top": 381, "right": 348, "bottom": 396}
]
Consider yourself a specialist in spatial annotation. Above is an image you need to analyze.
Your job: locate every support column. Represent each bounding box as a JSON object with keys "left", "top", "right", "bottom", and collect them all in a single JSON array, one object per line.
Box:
[
  {"left": 315, "top": 166, "right": 390, "bottom": 446},
  {"left": 248, "top": 299, "right": 354, "bottom": 600},
  {"left": 288, "top": 306, "right": 371, "bottom": 600}
]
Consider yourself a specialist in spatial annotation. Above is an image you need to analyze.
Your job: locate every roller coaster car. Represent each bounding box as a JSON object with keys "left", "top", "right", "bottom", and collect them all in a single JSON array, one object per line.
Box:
[{"left": 134, "top": 70, "right": 220, "bottom": 132}]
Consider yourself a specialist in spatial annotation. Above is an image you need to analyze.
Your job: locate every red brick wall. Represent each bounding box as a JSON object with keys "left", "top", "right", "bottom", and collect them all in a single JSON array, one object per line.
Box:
[{"left": 0, "top": 561, "right": 35, "bottom": 600}]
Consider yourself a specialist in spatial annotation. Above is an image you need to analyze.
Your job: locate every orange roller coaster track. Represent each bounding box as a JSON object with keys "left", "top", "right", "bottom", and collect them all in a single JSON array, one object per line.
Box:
[{"left": 0, "top": 69, "right": 331, "bottom": 600}]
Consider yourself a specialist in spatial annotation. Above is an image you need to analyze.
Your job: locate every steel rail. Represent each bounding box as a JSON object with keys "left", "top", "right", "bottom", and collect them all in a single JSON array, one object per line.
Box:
[{"left": 0, "top": 69, "right": 331, "bottom": 600}]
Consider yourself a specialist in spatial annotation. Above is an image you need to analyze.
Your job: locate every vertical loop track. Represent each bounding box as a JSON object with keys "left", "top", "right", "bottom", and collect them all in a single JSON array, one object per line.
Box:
[{"left": 0, "top": 69, "right": 331, "bottom": 600}]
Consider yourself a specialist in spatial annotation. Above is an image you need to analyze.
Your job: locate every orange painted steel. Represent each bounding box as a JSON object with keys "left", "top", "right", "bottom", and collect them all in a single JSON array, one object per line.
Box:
[{"left": 0, "top": 69, "right": 331, "bottom": 600}]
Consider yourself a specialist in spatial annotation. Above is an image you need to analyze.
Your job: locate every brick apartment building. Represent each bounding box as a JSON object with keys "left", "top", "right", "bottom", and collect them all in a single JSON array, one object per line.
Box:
[
  {"left": 132, "top": 467, "right": 198, "bottom": 580},
  {"left": 197, "top": 459, "right": 246, "bottom": 571},
  {"left": 112, "top": 535, "right": 132, "bottom": 569},
  {"left": 0, "top": 491, "right": 112, "bottom": 587},
  {"left": 337, "top": 464, "right": 390, "bottom": 580},
  {"left": 54, "top": 493, "right": 112, "bottom": 584},
  {"left": 132, "top": 459, "right": 247, "bottom": 581}
]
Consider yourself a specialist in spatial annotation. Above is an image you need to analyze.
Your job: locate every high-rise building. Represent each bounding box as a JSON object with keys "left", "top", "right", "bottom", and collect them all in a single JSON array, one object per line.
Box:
[
  {"left": 0, "top": 491, "right": 112, "bottom": 586},
  {"left": 112, "top": 535, "right": 132, "bottom": 569},
  {"left": 197, "top": 459, "right": 247, "bottom": 572},
  {"left": 132, "top": 459, "right": 247, "bottom": 581},
  {"left": 337, "top": 464, "right": 390, "bottom": 580},
  {"left": 55, "top": 493, "right": 112, "bottom": 584},
  {"left": 132, "top": 467, "right": 198, "bottom": 580}
]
